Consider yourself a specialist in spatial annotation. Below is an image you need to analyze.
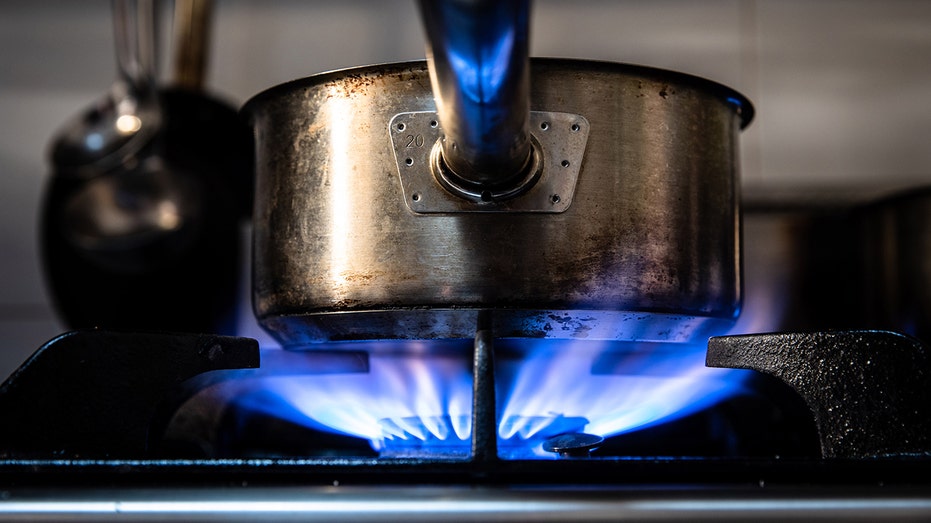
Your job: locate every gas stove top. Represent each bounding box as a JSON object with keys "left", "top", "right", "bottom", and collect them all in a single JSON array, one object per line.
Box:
[{"left": 0, "top": 326, "right": 929, "bottom": 521}]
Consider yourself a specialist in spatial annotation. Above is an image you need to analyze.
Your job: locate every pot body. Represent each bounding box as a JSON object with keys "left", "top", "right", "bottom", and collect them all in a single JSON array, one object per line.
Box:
[{"left": 244, "top": 59, "right": 752, "bottom": 346}]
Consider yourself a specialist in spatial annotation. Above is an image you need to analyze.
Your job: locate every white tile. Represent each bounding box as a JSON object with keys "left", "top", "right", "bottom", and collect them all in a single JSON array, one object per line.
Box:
[
  {"left": 210, "top": 0, "right": 425, "bottom": 103},
  {"left": 751, "top": 0, "right": 931, "bottom": 197},
  {"left": 533, "top": 0, "right": 745, "bottom": 89}
]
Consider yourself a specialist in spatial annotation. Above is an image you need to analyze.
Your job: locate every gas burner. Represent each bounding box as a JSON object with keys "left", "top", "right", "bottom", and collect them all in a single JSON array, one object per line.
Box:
[
  {"left": 542, "top": 433, "right": 604, "bottom": 458},
  {"left": 377, "top": 415, "right": 589, "bottom": 458},
  {"left": 1, "top": 328, "right": 930, "bottom": 523},
  {"left": 1, "top": 328, "right": 929, "bottom": 466}
]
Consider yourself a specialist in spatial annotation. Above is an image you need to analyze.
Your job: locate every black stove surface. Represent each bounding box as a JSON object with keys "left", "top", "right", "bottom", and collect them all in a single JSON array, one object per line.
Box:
[{"left": 0, "top": 329, "right": 929, "bottom": 521}]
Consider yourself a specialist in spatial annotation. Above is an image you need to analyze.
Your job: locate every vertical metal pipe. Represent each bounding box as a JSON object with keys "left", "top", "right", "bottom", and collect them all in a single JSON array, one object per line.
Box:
[
  {"left": 471, "top": 310, "right": 497, "bottom": 465},
  {"left": 112, "top": 0, "right": 159, "bottom": 100},
  {"left": 172, "top": 0, "right": 213, "bottom": 91},
  {"left": 418, "top": 0, "right": 533, "bottom": 190}
]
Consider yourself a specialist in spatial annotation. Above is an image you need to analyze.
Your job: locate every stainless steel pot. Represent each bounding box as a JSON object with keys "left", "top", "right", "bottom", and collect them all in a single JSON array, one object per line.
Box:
[{"left": 243, "top": 58, "right": 752, "bottom": 347}]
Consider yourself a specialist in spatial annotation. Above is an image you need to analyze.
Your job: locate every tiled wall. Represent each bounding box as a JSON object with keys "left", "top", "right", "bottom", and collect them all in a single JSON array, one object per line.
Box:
[{"left": 1, "top": 0, "right": 930, "bottom": 379}]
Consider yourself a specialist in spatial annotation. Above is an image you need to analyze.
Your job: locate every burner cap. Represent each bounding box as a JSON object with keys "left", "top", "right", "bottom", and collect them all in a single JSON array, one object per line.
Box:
[{"left": 542, "top": 432, "right": 604, "bottom": 457}]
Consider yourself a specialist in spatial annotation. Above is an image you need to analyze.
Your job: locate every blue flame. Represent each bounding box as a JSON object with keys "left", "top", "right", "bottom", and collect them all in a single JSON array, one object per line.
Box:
[
  {"left": 230, "top": 338, "right": 748, "bottom": 458},
  {"left": 495, "top": 339, "right": 747, "bottom": 457},
  {"left": 239, "top": 348, "right": 473, "bottom": 451}
]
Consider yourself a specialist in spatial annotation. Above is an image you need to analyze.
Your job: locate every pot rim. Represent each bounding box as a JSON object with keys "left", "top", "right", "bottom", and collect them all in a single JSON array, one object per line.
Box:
[{"left": 240, "top": 58, "right": 754, "bottom": 130}]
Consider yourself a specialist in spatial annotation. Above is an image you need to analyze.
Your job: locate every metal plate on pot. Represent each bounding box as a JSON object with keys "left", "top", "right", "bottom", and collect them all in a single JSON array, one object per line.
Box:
[{"left": 389, "top": 111, "right": 590, "bottom": 213}]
